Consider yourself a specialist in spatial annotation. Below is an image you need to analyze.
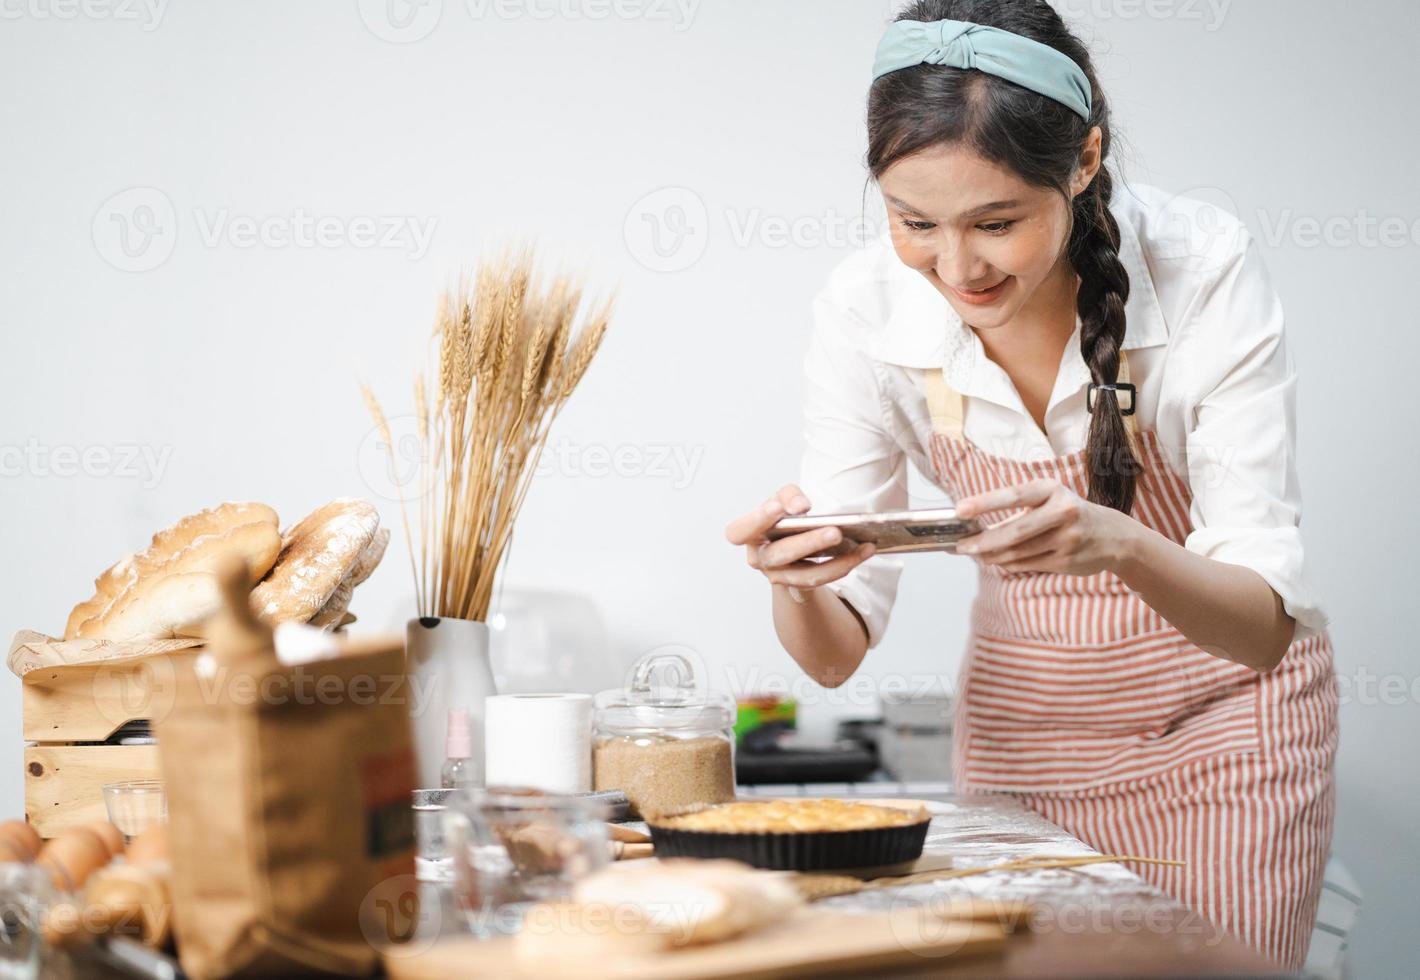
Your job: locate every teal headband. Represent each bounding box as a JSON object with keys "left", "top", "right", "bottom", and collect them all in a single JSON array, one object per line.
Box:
[{"left": 872, "top": 19, "right": 1093, "bottom": 122}]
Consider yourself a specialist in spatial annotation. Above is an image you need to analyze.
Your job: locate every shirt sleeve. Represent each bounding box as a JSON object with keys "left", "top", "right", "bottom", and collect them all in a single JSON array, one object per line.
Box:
[
  {"left": 1179, "top": 230, "right": 1327, "bottom": 643},
  {"left": 799, "top": 287, "right": 908, "bottom": 650}
]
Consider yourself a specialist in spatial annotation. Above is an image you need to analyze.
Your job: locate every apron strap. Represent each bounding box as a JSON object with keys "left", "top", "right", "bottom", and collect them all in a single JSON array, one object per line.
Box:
[
  {"left": 1117, "top": 352, "right": 1141, "bottom": 449},
  {"left": 924, "top": 366, "right": 966, "bottom": 441},
  {"left": 924, "top": 351, "right": 1139, "bottom": 444}
]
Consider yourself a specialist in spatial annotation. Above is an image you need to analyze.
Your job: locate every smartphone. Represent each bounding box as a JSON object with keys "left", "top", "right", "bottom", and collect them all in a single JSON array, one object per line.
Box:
[{"left": 765, "top": 507, "right": 982, "bottom": 558}]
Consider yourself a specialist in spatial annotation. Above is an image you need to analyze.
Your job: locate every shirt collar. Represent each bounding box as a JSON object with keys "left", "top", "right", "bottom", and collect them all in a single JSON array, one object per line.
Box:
[{"left": 874, "top": 188, "right": 1170, "bottom": 373}]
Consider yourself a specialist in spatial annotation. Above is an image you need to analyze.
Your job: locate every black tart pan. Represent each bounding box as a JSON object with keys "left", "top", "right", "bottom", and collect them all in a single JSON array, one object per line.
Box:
[{"left": 646, "top": 813, "right": 931, "bottom": 871}]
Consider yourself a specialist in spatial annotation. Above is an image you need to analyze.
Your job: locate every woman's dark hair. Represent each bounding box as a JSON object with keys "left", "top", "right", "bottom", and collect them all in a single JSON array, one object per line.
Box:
[{"left": 869, "top": 0, "right": 1138, "bottom": 513}]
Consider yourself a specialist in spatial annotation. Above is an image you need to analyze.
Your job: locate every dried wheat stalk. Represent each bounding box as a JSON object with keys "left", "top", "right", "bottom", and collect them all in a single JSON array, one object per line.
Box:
[{"left": 364, "top": 249, "right": 613, "bottom": 620}]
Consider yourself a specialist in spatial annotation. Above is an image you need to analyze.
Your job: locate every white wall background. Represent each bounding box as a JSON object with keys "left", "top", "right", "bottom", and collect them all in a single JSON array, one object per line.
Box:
[{"left": 1, "top": 1, "right": 1414, "bottom": 975}]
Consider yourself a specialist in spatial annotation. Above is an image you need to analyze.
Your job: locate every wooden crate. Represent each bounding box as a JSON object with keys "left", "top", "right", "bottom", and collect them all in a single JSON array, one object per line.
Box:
[
  {"left": 24, "top": 745, "right": 161, "bottom": 835},
  {"left": 12, "top": 631, "right": 200, "bottom": 838}
]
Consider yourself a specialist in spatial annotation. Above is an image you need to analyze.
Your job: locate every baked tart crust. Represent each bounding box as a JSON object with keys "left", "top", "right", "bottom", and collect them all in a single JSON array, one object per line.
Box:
[{"left": 653, "top": 798, "right": 929, "bottom": 834}]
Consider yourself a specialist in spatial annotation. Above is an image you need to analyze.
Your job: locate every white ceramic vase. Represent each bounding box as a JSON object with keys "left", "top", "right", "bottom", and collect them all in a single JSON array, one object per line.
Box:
[{"left": 405, "top": 616, "right": 497, "bottom": 789}]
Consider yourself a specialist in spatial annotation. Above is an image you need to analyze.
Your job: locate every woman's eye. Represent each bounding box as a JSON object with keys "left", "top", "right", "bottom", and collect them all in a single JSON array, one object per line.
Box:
[
  {"left": 978, "top": 220, "right": 1015, "bottom": 235},
  {"left": 900, "top": 218, "right": 936, "bottom": 232}
]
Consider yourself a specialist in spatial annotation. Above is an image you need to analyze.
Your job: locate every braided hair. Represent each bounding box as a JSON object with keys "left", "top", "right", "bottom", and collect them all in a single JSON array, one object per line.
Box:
[{"left": 868, "top": 0, "right": 1139, "bottom": 512}]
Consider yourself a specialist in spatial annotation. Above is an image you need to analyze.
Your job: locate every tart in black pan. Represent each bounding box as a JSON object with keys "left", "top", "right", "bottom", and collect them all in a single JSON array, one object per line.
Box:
[{"left": 646, "top": 798, "right": 931, "bottom": 872}]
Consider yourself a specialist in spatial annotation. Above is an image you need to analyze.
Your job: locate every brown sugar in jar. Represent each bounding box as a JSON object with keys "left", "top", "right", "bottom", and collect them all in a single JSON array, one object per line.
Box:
[
  {"left": 592, "top": 651, "right": 737, "bottom": 819},
  {"left": 593, "top": 733, "right": 734, "bottom": 819}
]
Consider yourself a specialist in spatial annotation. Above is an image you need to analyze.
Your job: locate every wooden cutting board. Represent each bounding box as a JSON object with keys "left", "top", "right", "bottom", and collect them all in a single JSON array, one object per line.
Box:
[{"left": 384, "top": 908, "right": 1007, "bottom": 980}]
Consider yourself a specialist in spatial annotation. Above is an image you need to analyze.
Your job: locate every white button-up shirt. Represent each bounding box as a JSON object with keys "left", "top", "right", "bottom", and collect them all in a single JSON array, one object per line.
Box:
[{"left": 800, "top": 180, "right": 1326, "bottom": 650}]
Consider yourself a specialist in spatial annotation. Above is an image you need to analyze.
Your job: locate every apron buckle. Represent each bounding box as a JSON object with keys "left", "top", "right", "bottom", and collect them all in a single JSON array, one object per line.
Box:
[{"left": 1087, "top": 382, "right": 1137, "bottom": 416}]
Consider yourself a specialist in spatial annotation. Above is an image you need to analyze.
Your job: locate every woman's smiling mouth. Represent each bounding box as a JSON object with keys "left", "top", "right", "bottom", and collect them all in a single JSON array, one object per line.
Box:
[{"left": 947, "top": 277, "right": 1013, "bottom": 305}]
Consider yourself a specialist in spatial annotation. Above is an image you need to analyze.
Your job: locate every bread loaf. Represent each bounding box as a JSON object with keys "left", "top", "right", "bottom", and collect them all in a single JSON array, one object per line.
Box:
[
  {"left": 250, "top": 499, "right": 379, "bottom": 625},
  {"left": 514, "top": 902, "right": 669, "bottom": 964},
  {"left": 570, "top": 858, "right": 801, "bottom": 946},
  {"left": 149, "top": 502, "right": 278, "bottom": 556},
  {"left": 517, "top": 859, "right": 802, "bottom": 964},
  {"left": 84, "top": 573, "right": 224, "bottom": 643},
  {"left": 65, "top": 502, "right": 280, "bottom": 639},
  {"left": 345, "top": 526, "right": 390, "bottom": 589},
  {"left": 63, "top": 556, "right": 138, "bottom": 638},
  {"left": 309, "top": 527, "right": 389, "bottom": 630},
  {"left": 76, "top": 519, "right": 283, "bottom": 641},
  {"left": 45, "top": 860, "right": 174, "bottom": 949},
  {"left": 84, "top": 862, "right": 174, "bottom": 947}
]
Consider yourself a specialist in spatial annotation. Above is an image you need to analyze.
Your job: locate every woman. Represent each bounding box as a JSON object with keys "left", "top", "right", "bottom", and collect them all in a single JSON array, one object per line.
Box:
[{"left": 725, "top": 0, "right": 1337, "bottom": 969}]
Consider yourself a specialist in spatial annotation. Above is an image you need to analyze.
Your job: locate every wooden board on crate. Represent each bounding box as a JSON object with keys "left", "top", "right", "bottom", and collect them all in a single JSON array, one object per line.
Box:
[
  {"left": 21, "top": 644, "right": 198, "bottom": 743},
  {"left": 385, "top": 908, "right": 1008, "bottom": 980},
  {"left": 24, "top": 745, "right": 161, "bottom": 838}
]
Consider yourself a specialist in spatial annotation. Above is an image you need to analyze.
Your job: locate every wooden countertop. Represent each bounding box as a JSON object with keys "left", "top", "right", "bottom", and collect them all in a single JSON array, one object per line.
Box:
[
  {"left": 57, "top": 791, "right": 1287, "bottom": 978},
  {"left": 819, "top": 792, "right": 1284, "bottom": 977},
  {"left": 399, "top": 790, "right": 1285, "bottom": 978}
]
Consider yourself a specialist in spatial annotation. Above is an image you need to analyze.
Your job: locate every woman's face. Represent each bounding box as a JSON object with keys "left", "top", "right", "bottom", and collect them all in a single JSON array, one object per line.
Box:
[{"left": 878, "top": 139, "right": 1095, "bottom": 331}]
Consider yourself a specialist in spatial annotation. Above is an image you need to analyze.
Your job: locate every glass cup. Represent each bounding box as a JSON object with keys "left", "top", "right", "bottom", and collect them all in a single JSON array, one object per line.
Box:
[
  {"left": 0, "top": 864, "right": 54, "bottom": 980},
  {"left": 414, "top": 805, "right": 452, "bottom": 882},
  {"left": 442, "top": 788, "right": 609, "bottom": 938},
  {"left": 102, "top": 780, "right": 167, "bottom": 841}
]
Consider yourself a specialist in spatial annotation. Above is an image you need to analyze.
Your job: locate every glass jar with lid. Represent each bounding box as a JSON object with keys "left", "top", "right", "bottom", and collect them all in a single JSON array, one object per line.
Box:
[{"left": 592, "top": 649, "right": 736, "bottom": 819}]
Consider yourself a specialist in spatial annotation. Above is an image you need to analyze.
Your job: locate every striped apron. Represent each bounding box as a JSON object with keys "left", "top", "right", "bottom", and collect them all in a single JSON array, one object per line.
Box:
[{"left": 924, "top": 360, "right": 1338, "bottom": 970}]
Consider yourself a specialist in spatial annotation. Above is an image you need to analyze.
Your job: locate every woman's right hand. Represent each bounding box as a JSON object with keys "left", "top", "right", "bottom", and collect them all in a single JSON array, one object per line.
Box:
[{"left": 724, "top": 484, "right": 876, "bottom": 591}]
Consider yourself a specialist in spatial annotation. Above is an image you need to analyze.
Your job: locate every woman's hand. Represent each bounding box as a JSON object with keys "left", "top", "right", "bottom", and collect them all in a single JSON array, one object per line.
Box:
[
  {"left": 953, "top": 478, "right": 1141, "bottom": 576},
  {"left": 727, "top": 485, "right": 876, "bottom": 685},
  {"left": 724, "top": 484, "right": 876, "bottom": 592}
]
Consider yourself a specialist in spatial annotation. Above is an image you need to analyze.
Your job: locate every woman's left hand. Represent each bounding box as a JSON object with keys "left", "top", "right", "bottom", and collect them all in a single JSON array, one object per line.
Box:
[{"left": 953, "top": 478, "right": 1141, "bottom": 576}]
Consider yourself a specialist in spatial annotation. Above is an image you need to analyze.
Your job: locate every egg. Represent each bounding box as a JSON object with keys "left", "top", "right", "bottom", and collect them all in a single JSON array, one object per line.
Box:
[
  {"left": 84, "top": 821, "right": 125, "bottom": 859},
  {"left": 37, "top": 827, "right": 112, "bottom": 892},
  {"left": 0, "top": 820, "right": 42, "bottom": 861},
  {"left": 124, "top": 824, "right": 169, "bottom": 866},
  {"left": 1, "top": 839, "right": 31, "bottom": 865}
]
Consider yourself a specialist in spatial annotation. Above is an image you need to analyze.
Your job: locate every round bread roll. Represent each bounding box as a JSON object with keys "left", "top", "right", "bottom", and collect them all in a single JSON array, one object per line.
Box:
[
  {"left": 308, "top": 527, "right": 389, "bottom": 630},
  {"left": 250, "top": 499, "right": 379, "bottom": 625},
  {"left": 345, "top": 526, "right": 389, "bottom": 589},
  {"left": 84, "top": 864, "right": 173, "bottom": 947},
  {"left": 307, "top": 580, "right": 355, "bottom": 631},
  {"left": 66, "top": 502, "right": 279, "bottom": 639}
]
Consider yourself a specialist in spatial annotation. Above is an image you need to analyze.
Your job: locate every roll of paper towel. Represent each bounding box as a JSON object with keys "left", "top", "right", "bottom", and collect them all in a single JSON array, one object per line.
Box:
[{"left": 484, "top": 693, "right": 593, "bottom": 793}]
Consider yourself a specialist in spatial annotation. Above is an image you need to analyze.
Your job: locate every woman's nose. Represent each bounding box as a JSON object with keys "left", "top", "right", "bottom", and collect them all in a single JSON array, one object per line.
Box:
[{"left": 933, "top": 241, "right": 985, "bottom": 288}]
